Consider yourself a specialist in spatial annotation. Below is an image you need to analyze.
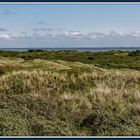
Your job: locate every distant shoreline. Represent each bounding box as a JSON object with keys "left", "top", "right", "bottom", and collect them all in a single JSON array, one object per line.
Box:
[{"left": 0, "top": 47, "right": 140, "bottom": 52}]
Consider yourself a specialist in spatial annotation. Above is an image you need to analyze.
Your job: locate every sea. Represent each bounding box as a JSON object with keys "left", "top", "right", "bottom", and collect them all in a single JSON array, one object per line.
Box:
[{"left": 0, "top": 47, "right": 140, "bottom": 52}]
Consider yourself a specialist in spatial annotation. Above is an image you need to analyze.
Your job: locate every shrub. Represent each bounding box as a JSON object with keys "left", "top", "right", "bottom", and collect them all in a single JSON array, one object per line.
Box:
[{"left": 128, "top": 50, "right": 140, "bottom": 56}]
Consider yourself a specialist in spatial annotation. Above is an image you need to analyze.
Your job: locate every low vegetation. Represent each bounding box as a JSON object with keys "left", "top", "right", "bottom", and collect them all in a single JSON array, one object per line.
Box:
[
  {"left": 0, "top": 50, "right": 140, "bottom": 136},
  {"left": 1, "top": 49, "right": 140, "bottom": 70}
]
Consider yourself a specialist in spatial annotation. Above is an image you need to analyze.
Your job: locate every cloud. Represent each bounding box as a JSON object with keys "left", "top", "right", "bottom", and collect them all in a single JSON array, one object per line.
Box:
[
  {"left": 0, "top": 32, "right": 138, "bottom": 48},
  {"left": 87, "top": 32, "right": 105, "bottom": 39},
  {"left": 0, "top": 28, "right": 8, "bottom": 32},
  {"left": 63, "top": 30, "right": 140, "bottom": 40},
  {"left": 109, "top": 31, "right": 121, "bottom": 36},
  {"left": 0, "top": 34, "right": 10, "bottom": 39},
  {"left": 64, "top": 31, "right": 83, "bottom": 37},
  {"left": 0, "top": 34, "right": 16, "bottom": 40},
  {"left": 86, "top": 31, "right": 140, "bottom": 40},
  {"left": 2, "top": 30, "right": 140, "bottom": 48},
  {"left": 33, "top": 27, "right": 54, "bottom": 32},
  {"left": 127, "top": 31, "right": 140, "bottom": 38},
  {"left": 18, "top": 30, "right": 140, "bottom": 41}
]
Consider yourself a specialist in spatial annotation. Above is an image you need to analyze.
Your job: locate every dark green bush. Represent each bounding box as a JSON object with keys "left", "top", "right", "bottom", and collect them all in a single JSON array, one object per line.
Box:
[{"left": 128, "top": 50, "right": 140, "bottom": 56}]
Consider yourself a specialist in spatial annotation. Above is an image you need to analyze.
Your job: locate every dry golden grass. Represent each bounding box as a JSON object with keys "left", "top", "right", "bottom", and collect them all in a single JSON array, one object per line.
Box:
[{"left": 0, "top": 57, "right": 140, "bottom": 135}]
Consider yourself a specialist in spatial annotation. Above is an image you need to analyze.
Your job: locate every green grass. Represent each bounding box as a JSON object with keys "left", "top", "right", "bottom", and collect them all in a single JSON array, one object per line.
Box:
[
  {"left": 0, "top": 50, "right": 140, "bottom": 70},
  {"left": 0, "top": 50, "right": 140, "bottom": 135}
]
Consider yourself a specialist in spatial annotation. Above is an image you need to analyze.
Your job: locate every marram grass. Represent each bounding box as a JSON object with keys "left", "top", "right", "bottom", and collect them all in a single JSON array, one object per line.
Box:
[{"left": 0, "top": 56, "right": 140, "bottom": 136}]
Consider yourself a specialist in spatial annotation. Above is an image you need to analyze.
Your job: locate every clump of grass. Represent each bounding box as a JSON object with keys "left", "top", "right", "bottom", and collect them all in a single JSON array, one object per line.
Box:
[
  {"left": 0, "top": 70, "right": 96, "bottom": 96},
  {"left": 80, "top": 70, "right": 140, "bottom": 136}
]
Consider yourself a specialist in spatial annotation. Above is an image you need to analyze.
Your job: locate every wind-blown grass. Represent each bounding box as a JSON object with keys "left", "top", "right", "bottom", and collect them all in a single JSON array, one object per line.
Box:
[{"left": 0, "top": 55, "right": 140, "bottom": 136}]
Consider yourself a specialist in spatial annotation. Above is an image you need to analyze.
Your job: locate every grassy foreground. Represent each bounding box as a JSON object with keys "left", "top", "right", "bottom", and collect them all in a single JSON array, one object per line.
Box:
[{"left": 0, "top": 50, "right": 140, "bottom": 136}]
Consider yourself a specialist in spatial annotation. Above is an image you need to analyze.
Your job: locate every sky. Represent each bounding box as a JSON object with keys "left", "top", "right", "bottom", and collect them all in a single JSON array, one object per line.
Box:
[{"left": 1, "top": 4, "right": 140, "bottom": 48}]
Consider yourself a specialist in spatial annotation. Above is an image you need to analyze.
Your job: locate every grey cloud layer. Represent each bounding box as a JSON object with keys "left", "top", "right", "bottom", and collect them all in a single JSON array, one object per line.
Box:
[
  {"left": 1, "top": 30, "right": 140, "bottom": 48},
  {"left": 2, "top": 30, "right": 140, "bottom": 39}
]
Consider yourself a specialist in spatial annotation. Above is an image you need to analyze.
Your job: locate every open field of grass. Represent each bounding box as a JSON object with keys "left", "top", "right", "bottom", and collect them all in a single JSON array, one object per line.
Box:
[
  {"left": 1, "top": 49, "right": 140, "bottom": 70},
  {"left": 1, "top": 50, "right": 140, "bottom": 136}
]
